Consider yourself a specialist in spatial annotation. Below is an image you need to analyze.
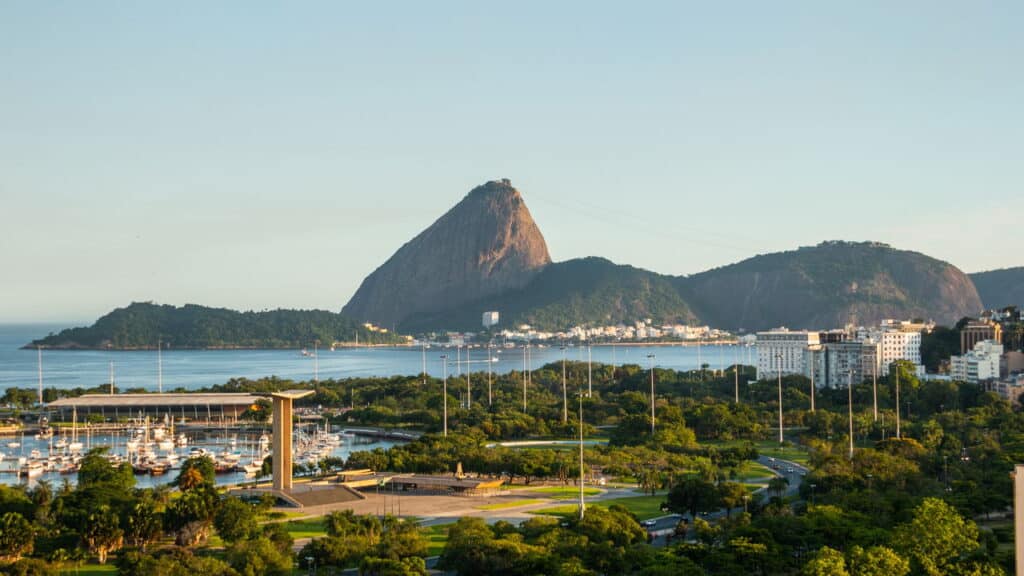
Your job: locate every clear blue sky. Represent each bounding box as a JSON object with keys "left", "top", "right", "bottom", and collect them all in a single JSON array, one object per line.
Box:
[{"left": 1, "top": 2, "right": 1020, "bottom": 323}]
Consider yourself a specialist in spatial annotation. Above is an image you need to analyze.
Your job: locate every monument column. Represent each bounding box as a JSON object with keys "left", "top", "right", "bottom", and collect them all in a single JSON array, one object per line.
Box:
[{"left": 269, "top": 390, "right": 314, "bottom": 493}]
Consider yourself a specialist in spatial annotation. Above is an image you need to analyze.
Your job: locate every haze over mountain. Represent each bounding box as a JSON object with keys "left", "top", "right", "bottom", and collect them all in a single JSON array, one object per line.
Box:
[
  {"left": 970, "top": 267, "right": 1024, "bottom": 310},
  {"left": 342, "top": 181, "right": 986, "bottom": 333}
]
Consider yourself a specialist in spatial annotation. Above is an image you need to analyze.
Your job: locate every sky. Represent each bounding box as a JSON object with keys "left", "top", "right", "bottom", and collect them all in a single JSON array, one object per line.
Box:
[{"left": 1, "top": 2, "right": 1021, "bottom": 323}]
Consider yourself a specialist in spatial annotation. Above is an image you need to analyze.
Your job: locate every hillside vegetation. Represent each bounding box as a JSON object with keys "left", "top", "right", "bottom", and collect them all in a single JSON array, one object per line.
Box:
[{"left": 27, "top": 302, "right": 405, "bottom": 349}]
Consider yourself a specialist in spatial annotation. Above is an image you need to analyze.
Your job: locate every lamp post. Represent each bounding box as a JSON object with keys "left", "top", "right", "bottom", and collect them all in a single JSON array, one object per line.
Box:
[
  {"left": 872, "top": 355, "right": 878, "bottom": 422},
  {"left": 775, "top": 353, "right": 783, "bottom": 444},
  {"left": 809, "top": 483, "right": 817, "bottom": 506},
  {"left": 487, "top": 342, "right": 493, "bottom": 407},
  {"left": 561, "top": 345, "right": 568, "bottom": 424},
  {"left": 440, "top": 354, "right": 449, "bottom": 437},
  {"left": 578, "top": 389, "right": 586, "bottom": 520},
  {"left": 734, "top": 344, "right": 740, "bottom": 404},
  {"left": 809, "top": 351, "right": 815, "bottom": 413},
  {"left": 522, "top": 343, "right": 528, "bottom": 412},
  {"left": 847, "top": 369, "right": 855, "bottom": 460},
  {"left": 894, "top": 364, "right": 902, "bottom": 439},
  {"left": 587, "top": 344, "right": 592, "bottom": 398},
  {"left": 647, "top": 354, "right": 656, "bottom": 435}
]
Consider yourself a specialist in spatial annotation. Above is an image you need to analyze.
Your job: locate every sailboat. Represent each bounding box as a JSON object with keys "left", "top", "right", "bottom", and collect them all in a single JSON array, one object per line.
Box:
[{"left": 68, "top": 407, "right": 84, "bottom": 453}]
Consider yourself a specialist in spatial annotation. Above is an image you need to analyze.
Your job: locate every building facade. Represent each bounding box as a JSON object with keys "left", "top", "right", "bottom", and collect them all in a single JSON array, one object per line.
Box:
[
  {"left": 756, "top": 329, "right": 820, "bottom": 379},
  {"left": 951, "top": 339, "right": 1003, "bottom": 384}
]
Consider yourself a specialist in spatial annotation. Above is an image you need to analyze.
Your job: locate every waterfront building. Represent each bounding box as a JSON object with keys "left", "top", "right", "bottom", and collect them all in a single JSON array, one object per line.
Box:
[
  {"left": 47, "top": 392, "right": 261, "bottom": 421},
  {"left": 756, "top": 329, "right": 820, "bottom": 379}
]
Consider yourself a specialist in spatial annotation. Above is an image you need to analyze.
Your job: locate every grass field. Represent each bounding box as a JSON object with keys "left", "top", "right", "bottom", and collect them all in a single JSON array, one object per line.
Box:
[
  {"left": 421, "top": 523, "right": 453, "bottom": 557},
  {"left": 476, "top": 499, "right": 546, "bottom": 510},
  {"left": 702, "top": 439, "right": 811, "bottom": 466},
  {"left": 283, "top": 517, "right": 328, "bottom": 539},
  {"left": 528, "top": 486, "right": 603, "bottom": 499},
  {"left": 530, "top": 495, "right": 667, "bottom": 520},
  {"left": 733, "top": 460, "right": 775, "bottom": 481},
  {"left": 75, "top": 565, "right": 118, "bottom": 575}
]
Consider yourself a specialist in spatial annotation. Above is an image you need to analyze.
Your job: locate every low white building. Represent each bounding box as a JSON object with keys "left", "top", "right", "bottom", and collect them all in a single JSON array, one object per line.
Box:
[{"left": 951, "top": 339, "right": 1003, "bottom": 384}]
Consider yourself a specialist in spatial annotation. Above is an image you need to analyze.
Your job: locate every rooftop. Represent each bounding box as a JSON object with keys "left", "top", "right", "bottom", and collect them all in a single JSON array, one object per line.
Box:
[{"left": 47, "top": 392, "right": 260, "bottom": 408}]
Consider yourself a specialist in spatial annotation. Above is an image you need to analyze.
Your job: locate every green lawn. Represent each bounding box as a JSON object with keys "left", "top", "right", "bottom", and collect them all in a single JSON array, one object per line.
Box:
[
  {"left": 528, "top": 486, "right": 603, "bottom": 499},
  {"left": 75, "top": 565, "right": 118, "bottom": 575},
  {"left": 732, "top": 460, "right": 775, "bottom": 481},
  {"left": 530, "top": 495, "right": 667, "bottom": 521},
  {"left": 476, "top": 499, "right": 546, "bottom": 510},
  {"left": 420, "top": 523, "right": 452, "bottom": 557},
  {"left": 284, "top": 517, "right": 328, "bottom": 539},
  {"left": 702, "top": 439, "right": 811, "bottom": 466}
]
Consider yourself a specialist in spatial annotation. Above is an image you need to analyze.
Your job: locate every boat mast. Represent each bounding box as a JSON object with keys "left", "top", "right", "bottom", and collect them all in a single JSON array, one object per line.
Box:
[
  {"left": 37, "top": 346, "right": 43, "bottom": 405},
  {"left": 157, "top": 337, "right": 163, "bottom": 393}
]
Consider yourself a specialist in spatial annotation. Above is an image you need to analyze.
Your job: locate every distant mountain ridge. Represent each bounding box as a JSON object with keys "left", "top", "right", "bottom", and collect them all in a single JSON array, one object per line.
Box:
[
  {"left": 27, "top": 303, "right": 404, "bottom": 349},
  {"left": 970, "top": 267, "right": 1024, "bottom": 309},
  {"left": 341, "top": 181, "right": 986, "bottom": 332}
]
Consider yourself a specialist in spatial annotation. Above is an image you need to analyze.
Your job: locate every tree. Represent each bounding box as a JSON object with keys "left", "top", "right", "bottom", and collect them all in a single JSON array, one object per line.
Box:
[
  {"left": 0, "top": 512, "right": 34, "bottom": 562},
  {"left": 666, "top": 477, "right": 720, "bottom": 518},
  {"left": 125, "top": 497, "right": 163, "bottom": 551},
  {"left": 176, "top": 456, "right": 215, "bottom": 489},
  {"left": 81, "top": 505, "right": 124, "bottom": 564},
  {"left": 228, "top": 537, "right": 293, "bottom": 576},
  {"left": 214, "top": 497, "right": 258, "bottom": 544},
  {"left": 847, "top": 545, "right": 909, "bottom": 576},
  {"left": 165, "top": 484, "right": 219, "bottom": 547},
  {"left": 892, "top": 497, "right": 987, "bottom": 576},
  {"left": 77, "top": 448, "right": 134, "bottom": 492},
  {"left": 359, "top": 556, "right": 429, "bottom": 576},
  {"left": 718, "top": 482, "right": 748, "bottom": 517},
  {"left": 802, "top": 546, "right": 849, "bottom": 576}
]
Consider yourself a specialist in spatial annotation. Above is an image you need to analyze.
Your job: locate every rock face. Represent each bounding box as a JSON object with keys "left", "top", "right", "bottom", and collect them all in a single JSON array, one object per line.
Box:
[
  {"left": 678, "top": 241, "right": 983, "bottom": 331},
  {"left": 970, "top": 267, "right": 1024, "bottom": 309},
  {"left": 342, "top": 180, "right": 551, "bottom": 329}
]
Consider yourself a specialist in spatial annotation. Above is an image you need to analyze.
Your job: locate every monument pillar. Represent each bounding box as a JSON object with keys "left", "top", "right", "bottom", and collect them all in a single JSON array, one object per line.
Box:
[{"left": 269, "top": 390, "right": 314, "bottom": 493}]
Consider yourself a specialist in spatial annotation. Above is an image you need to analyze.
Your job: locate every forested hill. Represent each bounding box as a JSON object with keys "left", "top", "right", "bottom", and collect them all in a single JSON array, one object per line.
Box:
[
  {"left": 970, "top": 267, "right": 1024, "bottom": 310},
  {"left": 398, "top": 256, "right": 699, "bottom": 332},
  {"left": 26, "top": 302, "right": 407, "bottom": 349}
]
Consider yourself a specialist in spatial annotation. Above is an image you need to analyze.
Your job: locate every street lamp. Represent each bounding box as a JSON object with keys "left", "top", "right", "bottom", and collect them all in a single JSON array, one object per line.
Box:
[
  {"left": 775, "top": 353, "right": 784, "bottom": 444},
  {"left": 522, "top": 343, "right": 528, "bottom": 412},
  {"left": 647, "top": 354, "right": 656, "bottom": 435},
  {"left": 894, "top": 364, "right": 902, "bottom": 439},
  {"left": 848, "top": 369, "right": 855, "bottom": 460},
  {"left": 561, "top": 345, "right": 568, "bottom": 424},
  {"left": 440, "top": 354, "right": 449, "bottom": 437},
  {"left": 809, "top": 483, "right": 817, "bottom": 506},
  {"left": 578, "top": 390, "right": 586, "bottom": 520}
]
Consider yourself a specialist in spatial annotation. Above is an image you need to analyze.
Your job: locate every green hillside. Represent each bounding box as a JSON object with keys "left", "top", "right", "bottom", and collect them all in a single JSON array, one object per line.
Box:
[
  {"left": 27, "top": 302, "right": 406, "bottom": 349},
  {"left": 399, "top": 257, "right": 699, "bottom": 332}
]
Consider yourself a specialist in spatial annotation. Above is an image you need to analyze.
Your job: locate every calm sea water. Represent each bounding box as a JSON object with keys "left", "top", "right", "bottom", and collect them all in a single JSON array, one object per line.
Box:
[{"left": 0, "top": 324, "right": 753, "bottom": 392}]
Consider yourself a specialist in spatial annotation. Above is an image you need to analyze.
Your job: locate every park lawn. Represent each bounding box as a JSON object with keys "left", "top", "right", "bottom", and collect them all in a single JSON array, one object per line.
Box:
[
  {"left": 703, "top": 439, "right": 811, "bottom": 466},
  {"left": 421, "top": 523, "right": 453, "bottom": 557},
  {"left": 284, "top": 517, "right": 328, "bottom": 539},
  {"left": 733, "top": 461, "right": 775, "bottom": 481},
  {"left": 529, "top": 486, "right": 603, "bottom": 499},
  {"left": 531, "top": 495, "right": 667, "bottom": 521},
  {"left": 476, "top": 499, "right": 547, "bottom": 510},
  {"left": 75, "top": 564, "right": 118, "bottom": 575}
]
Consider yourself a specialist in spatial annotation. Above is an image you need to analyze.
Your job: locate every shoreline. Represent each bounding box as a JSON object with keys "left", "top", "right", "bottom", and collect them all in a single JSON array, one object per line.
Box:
[{"left": 21, "top": 340, "right": 741, "bottom": 352}]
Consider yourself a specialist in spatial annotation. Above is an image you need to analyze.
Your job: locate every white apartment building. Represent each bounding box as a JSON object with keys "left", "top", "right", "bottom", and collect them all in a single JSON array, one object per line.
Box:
[
  {"left": 951, "top": 339, "right": 1003, "bottom": 384},
  {"left": 803, "top": 339, "right": 882, "bottom": 388},
  {"left": 482, "top": 311, "right": 500, "bottom": 328},
  {"left": 756, "top": 329, "right": 820, "bottom": 379},
  {"left": 879, "top": 330, "right": 922, "bottom": 367}
]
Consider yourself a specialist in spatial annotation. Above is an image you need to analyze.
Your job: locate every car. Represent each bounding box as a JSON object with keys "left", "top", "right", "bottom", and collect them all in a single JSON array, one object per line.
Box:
[
  {"left": 787, "top": 467, "right": 794, "bottom": 473},
  {"left": 641, "top": 520, "right": 657, "bottom": 528}
]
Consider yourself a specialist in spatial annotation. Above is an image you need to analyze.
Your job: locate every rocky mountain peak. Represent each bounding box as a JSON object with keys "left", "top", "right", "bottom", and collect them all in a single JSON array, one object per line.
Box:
[{"left": 342, "top": 180, "right": 551, "bottom": 329}]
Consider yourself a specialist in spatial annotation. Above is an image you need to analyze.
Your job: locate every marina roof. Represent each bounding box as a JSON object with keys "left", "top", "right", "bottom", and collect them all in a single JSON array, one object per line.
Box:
[{"left": 47, "top": 393, "right": 261, "bottom": 408}]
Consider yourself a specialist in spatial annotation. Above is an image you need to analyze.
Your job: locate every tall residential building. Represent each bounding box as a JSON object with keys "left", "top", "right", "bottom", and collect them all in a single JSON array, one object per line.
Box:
[
  {"left": 756, "top": 329, "right": 820, "bottom": 379},
  {"left": 482, "top": 311, "right": 500, "bottom": 328},
  {"left": 951, "top": 339, "right": 1003, "bottom": 384},
  {"left": 803, "top": 339, "right": 882, "bottom": 388},
  {"left": 961, "top": 320, "right": 1002, "bottom": 354},
  {"left": 880, "top": 330, "right": 922, "bottom": 368}
]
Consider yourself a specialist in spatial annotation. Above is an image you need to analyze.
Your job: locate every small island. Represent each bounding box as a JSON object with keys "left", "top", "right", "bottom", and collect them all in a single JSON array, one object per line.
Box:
[{"left": 26, "top": 302, "right": 407, "bottom": 350}]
